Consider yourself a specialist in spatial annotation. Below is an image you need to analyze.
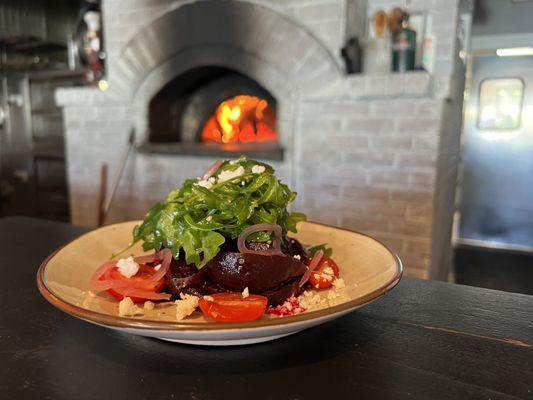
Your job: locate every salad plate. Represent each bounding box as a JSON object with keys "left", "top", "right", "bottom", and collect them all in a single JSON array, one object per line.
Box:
[
  {"left": 37, "top": 158, "right": 401, "bottom": 345},
  {"left": 37, "top": 220, "right": 402, "bottom": 345}
]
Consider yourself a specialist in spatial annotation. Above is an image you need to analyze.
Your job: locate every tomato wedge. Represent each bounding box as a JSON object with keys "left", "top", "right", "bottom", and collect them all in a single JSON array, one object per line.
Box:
[
  {"left": 102, "top": 264, "right": 166, "bottom": 303},
  {"left": 198, "top": 292, "right": 268, "bottom": 322},
  {"left": 308, "top": 256, "right": 339, "bottom": 289}
]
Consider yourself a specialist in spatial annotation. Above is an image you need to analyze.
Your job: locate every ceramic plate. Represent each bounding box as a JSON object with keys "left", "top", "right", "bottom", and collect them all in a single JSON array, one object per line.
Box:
[{"left": 37, "top": 221, "right": 402, "bottom": 346}]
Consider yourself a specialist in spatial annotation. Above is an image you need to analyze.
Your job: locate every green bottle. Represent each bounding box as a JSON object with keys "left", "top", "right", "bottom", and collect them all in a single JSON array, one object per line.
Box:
[{"left": 392, "top": 18, "right": 416, "bottom": 72}]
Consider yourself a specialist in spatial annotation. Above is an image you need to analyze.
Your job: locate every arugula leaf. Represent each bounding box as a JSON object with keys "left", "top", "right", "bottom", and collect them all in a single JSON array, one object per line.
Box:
[
  {"left": 130, "top": 158, "right": 307, "bottom": 269},
  {"left": 307, "top": 243, "right": 333, "bottom": 258}
]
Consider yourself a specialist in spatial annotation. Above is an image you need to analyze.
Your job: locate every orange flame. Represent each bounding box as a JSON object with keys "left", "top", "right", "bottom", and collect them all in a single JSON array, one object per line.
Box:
[{"left": 201, "top": 95, "right": 278, "bottom": 144}]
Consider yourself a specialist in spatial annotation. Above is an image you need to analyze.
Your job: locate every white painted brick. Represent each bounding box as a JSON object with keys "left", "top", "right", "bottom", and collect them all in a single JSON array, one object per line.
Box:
[
  {"left": 344, "top": 117, "right": 395, "bottom": 132},
  {"left": 370, "top": 99, "right": 416, "bottom": 116},
  {"left": 369, "top": 134, "right": 413, "bottom": 150},
  {"left": 368, "top": 170, "right": 410, "bottom": 187},
  {"left": 397, "top": 118, "right": 441, "bottom": 132},
  {"left": 385, "top": 74, "right": 406, "bottom": 96},
  {"left": 395, "top": 152, "right": 438, "bottom": 168},
  {"left": 296, "top": 2, "right": 343, "bottom": 22}
]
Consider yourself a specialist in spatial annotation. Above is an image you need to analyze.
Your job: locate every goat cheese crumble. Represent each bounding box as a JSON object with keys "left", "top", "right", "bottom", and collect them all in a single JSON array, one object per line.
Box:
[
  {"left": 118, "top": 297, "right": 141, "bottom": 316},
  {"left": 332, "top": 278, "right": 345, "bottom": 289},
  {"left": 175, "top": 293, "right": 199, "bottom": 321},
  {"left": 196, "top": 177, "right": 216, "bottom": 189},
  {"left": 117, "top": 256, "right": 139, "bottom": 278},
  {"left": 251, "top": 165, "right": 266, "bottom": 174},
  {"left": 242, "top": 287, "right": 250, "bottom": 298},
  {"left": 217, "top": 166, "right": 245, "bottom": 183}
]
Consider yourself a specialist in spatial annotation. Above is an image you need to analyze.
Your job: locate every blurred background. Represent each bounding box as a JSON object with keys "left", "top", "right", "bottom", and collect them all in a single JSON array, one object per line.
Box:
[{"left": 0, "top": 0, "right": 532, "bottom": 294}]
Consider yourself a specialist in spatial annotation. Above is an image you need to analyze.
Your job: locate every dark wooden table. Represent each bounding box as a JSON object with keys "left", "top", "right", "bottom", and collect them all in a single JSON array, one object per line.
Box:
[{"left": 1, "top": 217, "right": 532, "bottom": 400}]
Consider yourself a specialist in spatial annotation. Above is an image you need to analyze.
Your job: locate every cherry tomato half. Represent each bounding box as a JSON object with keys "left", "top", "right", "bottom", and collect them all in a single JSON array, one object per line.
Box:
[
  {"left": 103, "top": 264, "right": 165, "bottom": 303},
  {"left": 198, "top": 292, "right": 268, "bottom": 322},
  {"left": 308, "top": 256, "right": 340, "bottom": 289}
]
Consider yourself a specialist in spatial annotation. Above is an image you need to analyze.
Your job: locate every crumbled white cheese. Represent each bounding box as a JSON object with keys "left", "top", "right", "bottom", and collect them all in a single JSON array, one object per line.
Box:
[
  {"left": 87, "top": 291, "right": 96, "bottom": 298},
  {"left": 297, "top": 277, "right": 349, "bottom": 312},
  {"left": 203, "top": 295, "right": 214, "bottom": 302},
  {"left": 242, "top": 287, "right": 250, "bottom": 298},
  {"left": 298, "top": 291, "right": 327, "bottom": 310},
  {"left": 312, "top": 267, "right": 335, "bottom": 283},
  {"left": 153, "top": 264, "right": 161, "bottom": 271},
  {"left": 144, "top": 301, "right": 155, "bottom": 310},
  {"left": 332, "top": 278, "right": 345, "bottom": 289},
  {"left": 119, "top": 297, "right": 141, "bottom": 316},
  {"left": 206, "top": 216, "right": 213, "bottom": 222},
  {"left": 321, "top": 267, "right": 335, "bottom": 282},
  {"left": 217, "top": 166, "right": 245, "bottom": 183},
  {"left": 293, "top": 255, "right": 301, "bottom": 260},
  {"left": 251, "top": 165, "right": 266, "bottom": 174},
  {"left": 175, "top": 293, "right": 199, "bottom": 321},
  {"left": 117, "top": 256, "right": 139, "bottom": 278},
  {"left": 196, "top": 179, "right": 214, "bottom": 189}
]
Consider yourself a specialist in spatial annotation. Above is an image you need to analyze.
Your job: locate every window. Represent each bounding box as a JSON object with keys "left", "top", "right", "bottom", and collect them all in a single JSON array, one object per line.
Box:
[{"left": 478, "top": 78, "right": 523, "bottom": 130}]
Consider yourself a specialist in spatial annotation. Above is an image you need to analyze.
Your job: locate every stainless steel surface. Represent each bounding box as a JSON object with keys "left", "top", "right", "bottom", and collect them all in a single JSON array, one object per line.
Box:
[
  {"left": 0, "top": 1, "right": 46, "bottom": 40},
  {"left": 0, "top": 71, "right": 82, "bottom": 220},
  {"left": 459, "top": 55, "right": 533, "bottom": 248},
  {"left": 0, "top": 74, "right": 36, "bottom": 216}
]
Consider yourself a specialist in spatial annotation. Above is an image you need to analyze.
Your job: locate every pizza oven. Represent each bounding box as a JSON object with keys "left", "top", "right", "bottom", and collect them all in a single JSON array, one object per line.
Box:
[{"left": 139, "top": 66, "right": 282, "bottom": 160}]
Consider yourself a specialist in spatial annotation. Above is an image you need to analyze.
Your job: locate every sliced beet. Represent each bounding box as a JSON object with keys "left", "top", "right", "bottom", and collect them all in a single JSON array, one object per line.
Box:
[
  {"left": 165, "top": 257, "right": 209, "bottom": 298},
  {"left": 281, "top": 237, "right": 309, "bottom": 264},
  {"left": 206, "top": 252, "right": 307, "bottom": 293},
  {"left": 163, "top": 237, "right": 310, "bottom": 305},
  {"left": 261, "top": 278, "right": 301, "bottom": 306}
]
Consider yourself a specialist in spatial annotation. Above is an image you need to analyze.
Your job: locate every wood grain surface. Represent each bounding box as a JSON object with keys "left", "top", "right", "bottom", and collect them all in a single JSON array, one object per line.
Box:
[{"left": 1, "top": 217, "right": 531, "bottom": 400}]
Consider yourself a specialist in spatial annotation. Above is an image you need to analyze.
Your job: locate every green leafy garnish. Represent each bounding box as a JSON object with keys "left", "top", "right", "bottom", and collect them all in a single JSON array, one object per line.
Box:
[
  {"left": 307, "top": 243, "right": 333, "bottom": 258},
  {"left": 130, "top": 158, "right": 306, "bottom": 268}
]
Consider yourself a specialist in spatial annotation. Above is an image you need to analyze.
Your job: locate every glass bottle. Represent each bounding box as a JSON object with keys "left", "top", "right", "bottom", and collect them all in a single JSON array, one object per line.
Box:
[{"left": 392, "top": 17, "right": 416, "bottom": 72}]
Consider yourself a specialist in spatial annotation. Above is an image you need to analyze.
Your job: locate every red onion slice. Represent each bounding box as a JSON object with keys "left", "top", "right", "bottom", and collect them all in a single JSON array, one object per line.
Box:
[
  {"left": 237, "top": 223, "right": 283, "bottom": 255},
  {"left": 111, "top": 285, "right": 171, "bottom": 301},
  {"left": 298, "top": 250, "right": 324, "bottom": 288},
  {"left": 203, "top": 159, "right": 223, "bottom": 180},
  {"left": 133, "top": 254, "right": 161, "bottom": 264},
  {"left": 147, "top": 248, "right": 172, "bottom": 283},
  {"left": 90, "top": 260, "right": 118, "bottom": 292},
  {"left": 91, "top": 250, "right": 171, "bottom": 294}
]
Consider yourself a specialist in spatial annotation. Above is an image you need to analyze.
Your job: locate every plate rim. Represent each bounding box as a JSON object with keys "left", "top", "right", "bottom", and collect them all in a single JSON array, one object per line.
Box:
[{"left": 36, "top": 220, "right": 403, "bottom": 332}]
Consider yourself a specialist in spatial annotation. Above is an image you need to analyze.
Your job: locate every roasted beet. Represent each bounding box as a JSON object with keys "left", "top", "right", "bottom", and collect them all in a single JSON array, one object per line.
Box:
[
  {"left": 261, "top": 278, "right": 302, "bottom": 306},
  {"left": 164, "top": 237, "right": 309, "bottom": 304},
  {"left": 165, "top": 257, "right": 210, "bottom": 299},
  {"left": 281, "top": 237, "right": 309, "bottom": 263},
  {"left": 206, "top": 252, "right": 307, "bottom": 293}
]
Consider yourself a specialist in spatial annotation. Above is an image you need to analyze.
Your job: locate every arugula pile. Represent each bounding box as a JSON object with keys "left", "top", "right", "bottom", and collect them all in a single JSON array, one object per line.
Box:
[{"left": 129, "top": 158, "right": 306, "bottom": 269}]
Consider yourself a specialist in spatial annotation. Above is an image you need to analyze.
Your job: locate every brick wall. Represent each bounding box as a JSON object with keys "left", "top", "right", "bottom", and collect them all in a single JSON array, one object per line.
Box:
[
  {"left": 293, "top": 73, "right": 445, "bottom": 279},
  {"left": 56, "top": 0, "right": 467, "bottom": 280}
]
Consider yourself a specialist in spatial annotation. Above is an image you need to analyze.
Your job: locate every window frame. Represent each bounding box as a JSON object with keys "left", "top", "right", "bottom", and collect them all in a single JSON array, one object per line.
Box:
[{"left": 476, "top": 77, "right": 525, "bottom": 131}]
